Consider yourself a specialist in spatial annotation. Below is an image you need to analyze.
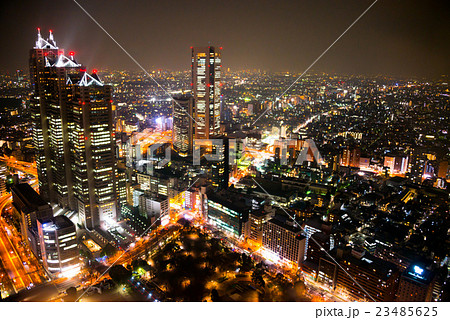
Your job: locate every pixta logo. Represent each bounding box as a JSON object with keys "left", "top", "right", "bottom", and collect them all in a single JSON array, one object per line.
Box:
[{"left": 132, "top": 137, "right": 324, "bottom": 170}]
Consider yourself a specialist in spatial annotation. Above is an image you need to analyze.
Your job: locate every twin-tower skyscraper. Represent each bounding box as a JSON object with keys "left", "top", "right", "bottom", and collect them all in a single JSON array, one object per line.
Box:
[
  {"left": 30, "top": 29, "right": 117, "bottom": 230},
  {"left": 30, "top": 29, "right": 223, "bottom": 229}
]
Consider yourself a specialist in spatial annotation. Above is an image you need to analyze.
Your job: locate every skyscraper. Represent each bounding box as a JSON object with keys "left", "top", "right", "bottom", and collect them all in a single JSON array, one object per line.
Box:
[
  {"left": 0, "top": 162, "right": 7, "bottom": 196},
  {"left": 191, "top": 46, "right": 222, "bottom": 139},
  {"left": 30, "top": 29, "right": 80, "bottom": 205},
  {"left": 66, "top": 76, "right": 118, "bottom": 230},
  {"left": 210, "top": 135, "right": 229, "bottom": 191},
  {"left": 30, "top": 29, "right": 117, "bottom": 230},
  {"left": 172, "top": 94, "right": 194, "bottom": 157}
]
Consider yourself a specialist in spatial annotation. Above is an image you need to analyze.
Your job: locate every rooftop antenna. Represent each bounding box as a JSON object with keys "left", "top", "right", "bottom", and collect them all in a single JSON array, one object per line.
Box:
[
  {"left": 37, "top": 27, "right": 41, "bottom": 39},
  {"left": 49, "top": 29, "right": 54, "bottom": 42}
]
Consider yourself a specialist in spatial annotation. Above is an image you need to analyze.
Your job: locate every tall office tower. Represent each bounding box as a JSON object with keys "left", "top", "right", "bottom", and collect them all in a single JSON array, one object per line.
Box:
[
  {"left": 211, "top": 136, "right": 229, "bottom": 191},
  {"left": 0, "top": 162, "right": 7, "bottom": 196},
  {"left": 66, "top": 76, "right": 117, "bottom": 230},
  {"left": 116, "top": 167, "right": 127, "bottom": 210},
  {"left": 30, "top": 29, "right": 117, "bottom": 230},
  {"left": 191, "top": 46, "right": 222, "bottom": 139},
  {"left": 37, "top": 216, "right": 79, "bottom": 277},
  {"left": 172, "top": 94, "right": 194, "bottom": 157},
  {"left": 29, "top": 29, "right": 81, "bottom": 206}
]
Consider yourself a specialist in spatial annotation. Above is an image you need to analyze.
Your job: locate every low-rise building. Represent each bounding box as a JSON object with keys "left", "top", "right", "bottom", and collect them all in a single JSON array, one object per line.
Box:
[
  {"left": 318, "top": 248, "right": 399, "bottom": 302},
  {"left": 207, "top": 190, "right": 249, "bottom": 238},
  {"left": 11, "top": 183, "right": 53, "bottom": 259},
  {"left": 37, "top": 216, "right": 79, "bottom": 278}
]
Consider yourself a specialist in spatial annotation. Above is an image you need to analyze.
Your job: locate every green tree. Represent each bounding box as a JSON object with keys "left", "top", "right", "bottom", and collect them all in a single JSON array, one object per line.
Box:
[
  {"left": 211, "top": 289, "right": 220, "bottom": 302},
  {"left": 65, "top": 287, "right": 78, "bottom": 302},
  {"left": 100, "top": 244, "right": 117, "bottom": 258},
  {"left": 109, "top": 265, "right": 132, "bottom": 285}
]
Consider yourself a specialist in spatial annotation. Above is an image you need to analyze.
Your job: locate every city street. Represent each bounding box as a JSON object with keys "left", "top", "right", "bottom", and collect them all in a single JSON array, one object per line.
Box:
[{"left": 0, "top": 194, "right": 47, "bottom": 296}]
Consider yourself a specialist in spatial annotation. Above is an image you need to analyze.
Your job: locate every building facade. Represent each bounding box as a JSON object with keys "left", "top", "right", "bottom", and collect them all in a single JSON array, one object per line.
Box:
[
  {"left": 12, "top": 183, "right": 53, "bottom": 259},
  {"left": 207, "top": 190, "right": 248, "bottom": 237},
  {"left": 37, "top": 215, "right": 79, "bottom": 277},
  {"left": 29, "top": 29, "right": 81, "bottom": 206},
  {"left": 246, "top": 208, "right": 275, "bottom": 245},
  {"left": 30, "top": 30, "right": 117, "bottom": 230},
  {"left": 318, "top": 248, "right": 399, "bottom": 302},
  {"left": 262, "top": 218, "right": 306, "bottom": 265},
  {"left": 172, "top": 94, "right": 194, "bottom": 157},
  {"left": 191, "top": 46, "right": 222, "bottom": 139},
  {"left": 67, "top": 79, "right": 117, "bottom": 230},
  {"left": 396, "top": 264, "right": 435, "bottom": 302}
]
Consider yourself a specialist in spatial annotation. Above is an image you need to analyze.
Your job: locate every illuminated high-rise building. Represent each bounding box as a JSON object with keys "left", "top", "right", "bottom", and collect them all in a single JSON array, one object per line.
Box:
[
  {"left": 172, "top": 94, "right": 194, "bottom": 157},
  {"left": 210, "top": 135, "right": 229, "bottom": 191},
  {"left": 396, "top": 264, "right": 435, "bottom": 302},
  {"left": 30, "top": 29, "right": 117, "bottom": 230},
  {"left": 30, "top": 28, "right": 81, "bottom": 206},
  {"left": 191, "top": 46, "right": 222, "bottom": 139},
  {"left": 66, "top": 76, "right": 118, "bottom": 230},
  {"left": 0, "top": 162, "right": 7, "bottom": 196}
]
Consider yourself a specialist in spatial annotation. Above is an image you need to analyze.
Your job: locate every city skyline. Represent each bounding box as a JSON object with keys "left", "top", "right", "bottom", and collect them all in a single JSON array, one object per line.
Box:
[{"left": 0, "top": 0, "right": 449, "bottom": 78}]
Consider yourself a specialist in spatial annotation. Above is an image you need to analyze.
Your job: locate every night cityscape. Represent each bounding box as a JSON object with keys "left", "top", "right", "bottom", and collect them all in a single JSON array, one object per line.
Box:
[{"left": 0, "top": 0, "right": 449, "bottom": 312}]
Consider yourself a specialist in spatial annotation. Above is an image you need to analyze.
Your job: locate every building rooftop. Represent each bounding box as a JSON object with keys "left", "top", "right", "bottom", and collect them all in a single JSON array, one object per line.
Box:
[
  {"left": 267, "top": 215, "right": 304, "bottom": 235},
  {"left": 39, "top": 215, "right": 74, "bottom": 231},
  {"left": 402, "top": 264, "right": 434, "bottom": 285},
  {"left": 249, "top": 208, "right": 272, "bottom": 218},
  {"left": 12, "top": 183, "right": 48, "bottom": 207},
  {"left": 336, "top": 248, "right": 398, "bottom": 280},
  {"left": 207, "top": 189, "right": 250, "bottom": 214},
  {"left": 304, "top": 216, "right": 331, "bottom": 232}
]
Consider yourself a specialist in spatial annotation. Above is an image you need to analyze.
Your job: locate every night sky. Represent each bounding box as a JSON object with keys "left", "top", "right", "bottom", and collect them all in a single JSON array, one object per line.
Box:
[{"left": 1, "top": 0, "right": 449, "bottom": 78}]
